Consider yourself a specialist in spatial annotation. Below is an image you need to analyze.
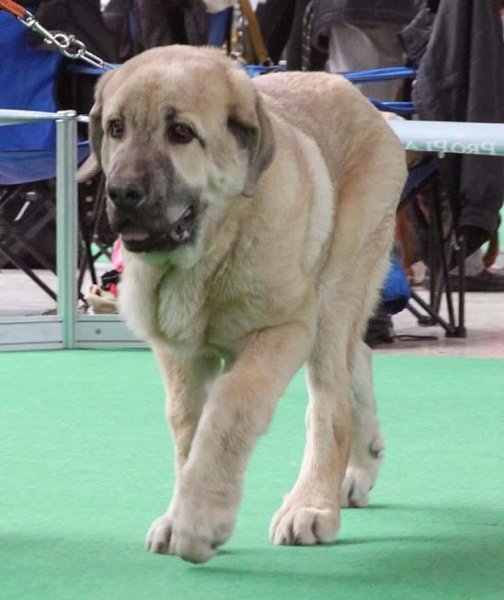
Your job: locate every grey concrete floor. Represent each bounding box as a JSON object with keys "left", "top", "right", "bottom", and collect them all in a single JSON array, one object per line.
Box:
[
  {"left": 0, "top": 262, "right": 111, "bottom": 317},
  {"left": 0, "top": 256, "right": 503, "bottom": 358},
  {"left": 383, "top": 288, "right": 504, "bottom": 359}
]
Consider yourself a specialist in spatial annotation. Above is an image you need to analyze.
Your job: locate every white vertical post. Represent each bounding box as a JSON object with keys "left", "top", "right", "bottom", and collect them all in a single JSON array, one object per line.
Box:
[{"left": 56, "top": 111, "right": 78, "bottom": 348}]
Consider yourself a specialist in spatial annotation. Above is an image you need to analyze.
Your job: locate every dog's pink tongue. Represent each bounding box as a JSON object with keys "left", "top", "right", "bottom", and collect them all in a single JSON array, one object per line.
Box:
[{"left": 120, "top": 226, "right": 150, "bottom": 242}]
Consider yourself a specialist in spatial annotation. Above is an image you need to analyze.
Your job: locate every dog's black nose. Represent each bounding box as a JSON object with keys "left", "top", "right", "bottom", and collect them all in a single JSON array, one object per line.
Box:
[{"left": 107, "top": 182, "right": 146, "bottom": 209}]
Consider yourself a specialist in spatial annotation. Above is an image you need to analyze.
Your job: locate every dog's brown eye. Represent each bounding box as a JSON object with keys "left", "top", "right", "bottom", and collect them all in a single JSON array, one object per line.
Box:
[
  {"left": 168, "top": 123, "right": 195, "bottom": 144},
  {"left": 109, "top": 119, "right": 125, "bottom": 139}
]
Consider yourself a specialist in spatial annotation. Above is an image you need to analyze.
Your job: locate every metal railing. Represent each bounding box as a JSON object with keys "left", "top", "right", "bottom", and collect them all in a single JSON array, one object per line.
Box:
[
  {"left": 0, "top": 109, "right": 77, "bottom": 348},
  {"left": 1, "top": 108, "right": 504, "bottom": 350}
]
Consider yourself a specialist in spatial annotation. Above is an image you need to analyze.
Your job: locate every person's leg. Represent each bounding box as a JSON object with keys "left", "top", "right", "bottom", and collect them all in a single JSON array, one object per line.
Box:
[
  {"left": 255, "top": 0, "right": 296, "bottom": 63},
  {"left": 207, "top": 8, "right": 233, "bottom": 47},
  {"left": 133, "top": 0, "right": 175, "bottom": 49},
  {"left": 327, "top": 21, "right": 407, "bottom": 345},
  {"left": 286, "top": 0, "right": 327, "bottom": 70},
  {"left": 451, "top": 248, "right": 504, "bottom": 291},
  {"left": 461, "top": 248, "right": 485, "bottom": 277}
]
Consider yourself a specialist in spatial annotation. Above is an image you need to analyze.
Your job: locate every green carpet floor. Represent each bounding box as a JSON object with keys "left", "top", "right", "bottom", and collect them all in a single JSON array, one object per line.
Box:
[{"left": 1, "top": 350, "right": 504, "bottom": 600}]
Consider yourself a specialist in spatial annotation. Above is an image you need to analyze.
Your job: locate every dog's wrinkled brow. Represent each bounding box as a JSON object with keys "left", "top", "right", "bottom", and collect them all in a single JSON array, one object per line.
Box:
[
  {"left": 166, "top": 107, "right": 177, "bottom": 122},
  {"left": 166, "top": 106, "right": 207, "bottom": 149}
]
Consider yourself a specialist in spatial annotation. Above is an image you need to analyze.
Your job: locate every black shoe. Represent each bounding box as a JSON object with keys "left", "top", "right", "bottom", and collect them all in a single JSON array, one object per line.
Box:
[
  {"left": 365, "top": 312, "right": 395, "bottom": 347},
  {"left": 457, "top": 226, "right": 491, "bottom": 263},
  {"left": 452, "top": 269, "right": 504, "bottom": 292}
]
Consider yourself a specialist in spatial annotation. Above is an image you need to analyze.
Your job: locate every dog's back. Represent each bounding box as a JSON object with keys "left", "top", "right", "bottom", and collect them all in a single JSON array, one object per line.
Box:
[{"left": 254, "top": 71, "right": 405, "bottom": 190}]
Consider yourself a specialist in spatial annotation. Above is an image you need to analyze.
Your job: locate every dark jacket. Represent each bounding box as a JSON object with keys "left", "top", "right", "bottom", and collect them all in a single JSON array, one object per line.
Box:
[
  {"left": 132, "top": 0, "right": 207, "bottom": 52},
  {"left": 405, "top": 0, "right": 504, "bottom": 237},
  {"left": 32, "top": 0, "right": 118, "bottom": 62},
  {"left": 28, "top": 0, "right": 119, "bottom": 114},
  {"left": 103, "top": 0, "right": 208, "bottom": 62},
  {"left": 311, "top": 0, "right": 419, "bottom": 51}
]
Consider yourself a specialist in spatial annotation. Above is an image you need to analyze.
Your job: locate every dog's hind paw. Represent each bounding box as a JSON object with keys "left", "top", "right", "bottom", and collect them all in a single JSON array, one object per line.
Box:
[
  {"left": 341, "top": 438, "right": 384, "bottom": 508},
  {"left": 269, "top": 500, "right": 340, "bottom": 546},
  {"left": 340, "top": 466, "right": 375, "bottom": 508}
]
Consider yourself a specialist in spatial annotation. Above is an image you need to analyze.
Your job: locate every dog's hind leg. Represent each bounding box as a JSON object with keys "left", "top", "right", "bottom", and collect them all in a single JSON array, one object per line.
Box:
[
  {"left": 341, "top": 340, "right": 384, "bottom": 508},
  {"left": 270, "top": 203, "right": 399, "bottom": 547},
  {"left": 269, "top": 287, "right": 384, "bottom": 546},
  {"left": 269, "top": 300, "right": 353, "bottom": 546}
]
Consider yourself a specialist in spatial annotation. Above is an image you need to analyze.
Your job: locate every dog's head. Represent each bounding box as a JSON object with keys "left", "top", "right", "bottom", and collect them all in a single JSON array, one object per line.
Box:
[{"left": 88, "top": 46, "right": 275, "bottom": 258}]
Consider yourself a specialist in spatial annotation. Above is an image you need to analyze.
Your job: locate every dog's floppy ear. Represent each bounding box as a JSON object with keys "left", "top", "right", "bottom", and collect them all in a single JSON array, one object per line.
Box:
[
  {"left": 243, "top": 97, "right": 275, "bottom": 197},
  {"left": 77, "top": 69, "right": 116, "bottom": 183},
  {"left": 227, "top": 69, "right": 276, "bottom": 197}
]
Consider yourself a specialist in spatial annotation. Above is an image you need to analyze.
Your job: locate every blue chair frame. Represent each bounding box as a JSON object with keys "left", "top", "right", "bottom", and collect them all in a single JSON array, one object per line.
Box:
[{"left": 0, "top": 8, "right": 92, "bottom": 301}]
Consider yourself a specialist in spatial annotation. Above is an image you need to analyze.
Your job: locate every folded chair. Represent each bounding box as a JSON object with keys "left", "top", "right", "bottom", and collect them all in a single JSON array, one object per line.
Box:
[
  {"left": 0, "top": 7, "right": 105, "bottom": 303},
  {"left": 342, "top": 67, "right": 467, "bottom": 338}
]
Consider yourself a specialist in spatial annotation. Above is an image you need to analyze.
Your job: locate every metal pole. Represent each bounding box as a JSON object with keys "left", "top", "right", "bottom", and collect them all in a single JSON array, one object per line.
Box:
[{"left": 56, "top": 110, "right": 78, "bottom": 348}]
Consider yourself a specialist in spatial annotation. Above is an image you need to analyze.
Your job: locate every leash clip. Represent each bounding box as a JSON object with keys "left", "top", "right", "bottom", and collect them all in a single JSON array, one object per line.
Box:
[{"left": 18, "top": 9, "right": 113, "bottom": 71}]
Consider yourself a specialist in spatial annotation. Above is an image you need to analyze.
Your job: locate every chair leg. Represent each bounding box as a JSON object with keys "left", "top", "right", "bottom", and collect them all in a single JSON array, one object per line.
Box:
[
  {"left": 77, "top": 174, "right": 113, "bottom": 292},
  {"left": 430, "top": 180, "right": 457, "bottom": 330},
  {"left": 0, "top": 245, "right": 57, "bottom": 301},
  {"left": 4, "top": 226, "right": 55, "bottom": 272},
  {"left": 408, "top": 177, "right": 467, "bottom": 338},
  {"left": 0, "top": 184, "right": 88, "bottom": 308},
  {"left": 454, "top": 233, "right": 467, "bottom": 338},
  {"left": 409, "top": 289, "right": 455, "bottom": 333}
]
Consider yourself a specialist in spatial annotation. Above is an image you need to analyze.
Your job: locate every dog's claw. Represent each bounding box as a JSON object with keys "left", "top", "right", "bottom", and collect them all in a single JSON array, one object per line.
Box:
[
  {"left": 169, "top": 534, "right": 219, "bottom": 564},
  {"left": 341, "top": 468, "right": 373, "bottom": 508},
  {"left": 147, "top": 515, "right": 211, "bottom": 561},
  {"left": 146, "top": 514, "right": 173, "bottom": 555},
  {"left": 270, "top": 503, "right": 340, "bottom": 546},
  {"left": 146, "top": 500, "right": 232, "bottom": 564}
]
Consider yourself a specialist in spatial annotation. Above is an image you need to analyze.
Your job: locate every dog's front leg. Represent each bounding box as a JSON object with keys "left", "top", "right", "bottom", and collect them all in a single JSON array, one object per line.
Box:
[
  {"left": 146, "top": 349, "right": 221, "bottom": 556},
  {"left": 166, "top": 322, "right": 313, "bottom": 564}
]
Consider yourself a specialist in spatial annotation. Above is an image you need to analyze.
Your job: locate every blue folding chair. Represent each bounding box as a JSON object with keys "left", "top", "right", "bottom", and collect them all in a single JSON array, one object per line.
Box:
[
  {"left": 343, "top": 66, "right": 467, "bottom": 337},
  {"left": 0, "top": 7, "right": 91, "bottom": 300}
]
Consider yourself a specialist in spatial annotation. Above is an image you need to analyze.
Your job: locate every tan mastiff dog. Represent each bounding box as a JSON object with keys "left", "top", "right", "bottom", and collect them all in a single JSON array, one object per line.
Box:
[{"left": 87, "top": 45, "right": 407, "bottom": 563}]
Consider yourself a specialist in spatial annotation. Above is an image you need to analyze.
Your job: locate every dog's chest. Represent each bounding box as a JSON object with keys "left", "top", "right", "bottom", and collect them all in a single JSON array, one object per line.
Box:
[
  {"left": 154, "top": 269, "right": 275, "bottom": 351},
  {"left": 156, "top": 270, "right": 213, "bottom": 350},
  {"left": 120, "top": 258, "right": 287, "bottom": 355},
  {"left": 117, "top": 261, "right": 201, "bottom": 351}
]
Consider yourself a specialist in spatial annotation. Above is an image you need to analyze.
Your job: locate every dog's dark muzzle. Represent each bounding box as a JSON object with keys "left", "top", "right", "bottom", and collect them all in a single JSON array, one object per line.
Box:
[{"left": 106, "top": 179, "right": 199, "bottom": 253}]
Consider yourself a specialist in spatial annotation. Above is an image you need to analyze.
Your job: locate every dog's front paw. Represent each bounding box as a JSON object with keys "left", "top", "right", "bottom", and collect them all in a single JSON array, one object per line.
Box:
[
  {"left": 147, "top": 488, "right": 237, "bottom": 564},
  {"left": 269, "top": 496, "right": 340, "bottom": 546},
  {"left": 146, "top": 509, "right": 229, "bottom": 564},
  {"left": 341, "top": 436, "right": 384, "bottom": 508},
  {"left": 170, "top": 492, "right": 236, "bottom": 563}
]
